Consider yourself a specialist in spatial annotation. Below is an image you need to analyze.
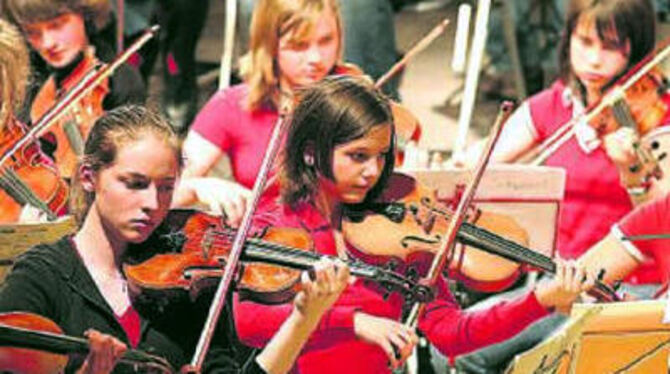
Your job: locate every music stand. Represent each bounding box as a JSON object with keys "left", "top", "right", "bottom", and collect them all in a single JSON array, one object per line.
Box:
[
  {"left": 0, "top": 216, "right": 76, "bottom": 283},
  {"left": 506, "top": 300, "right": 670, "bottom": 373},
  {"left": 410, "top": 164, "right": 566, "bottom": 258}
]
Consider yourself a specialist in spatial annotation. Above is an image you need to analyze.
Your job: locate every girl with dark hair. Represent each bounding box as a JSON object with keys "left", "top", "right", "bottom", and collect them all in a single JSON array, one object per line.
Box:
[
  {"left": 0, "top": 105, "right": 351, "bottom": 374},
  {"left": 490, "top": 0, "right": 670, "bottom": 273},
  {"left": 4, "top": 0, "right": 146, "bottom": 179},
  {"left": 234, "top": 75, "right": 592, "bottom": 374}
]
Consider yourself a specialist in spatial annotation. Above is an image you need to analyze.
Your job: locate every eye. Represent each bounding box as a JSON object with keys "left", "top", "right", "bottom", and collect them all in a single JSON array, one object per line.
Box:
[
  {"left": 318, "top": 35, "right": 334, "bottom": 46},
  {"left": 348, "top": 152, "right": 369, "bottom": 163},
  {"left": 157, "top": 183, "right": 175, "bottom": 194},
  {"left": 288, "top": 40, "right": 309, "bottom": 51},
  {"left": 122, "top": 177, "right": 150, "bottom": 190}
]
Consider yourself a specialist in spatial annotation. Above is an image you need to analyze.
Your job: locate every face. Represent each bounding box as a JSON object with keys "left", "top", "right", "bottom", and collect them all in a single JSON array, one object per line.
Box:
[
  {"left": 570, "top": 16, "right": 630, "bottom": 99},
  {"left": 22, "top": 12, "right": 88, "bottom": 68},
  {"left": 318, "top": 125, "right": 392, "bottom": 205},
  {"left": 89, "top": 134, "right": 179, "bottom": 245},
  {"left": 277, "top": 9, "right": 339, "bottom": 91}
]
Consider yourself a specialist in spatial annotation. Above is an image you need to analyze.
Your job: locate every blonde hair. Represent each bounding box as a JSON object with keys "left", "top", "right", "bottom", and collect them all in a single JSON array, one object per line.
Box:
[
  {"left": 0, "top": 18, "right": 29, "bottom": 130},
  {"left": 4, "top": 0, "right": 111, "bottom": 32},
  {"left": 239, "top": 0, "right": 343, "bottom": 111},
  {"left": 69, "top": 105, "right": 182, "bottom": 225}
]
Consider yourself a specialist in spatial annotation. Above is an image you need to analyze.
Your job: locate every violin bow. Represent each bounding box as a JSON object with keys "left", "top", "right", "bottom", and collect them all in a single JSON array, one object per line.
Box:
[
  {"left": 517, "top": 36, "right": 670, "bottom": 166},
  {"left": 375, "top": 18, "right": 449, "bottom": 90},
  {"left": 185, "top": 111, "right": 290, "bottom": 373},
  {"left": 404, "top": 101, "right": 515, "bottom": 329},
  {"left": 0, "top": 25, "right": 159, "bottom": 171}
]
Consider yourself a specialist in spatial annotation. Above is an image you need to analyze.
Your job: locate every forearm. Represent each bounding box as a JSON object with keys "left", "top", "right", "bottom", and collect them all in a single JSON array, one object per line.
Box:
[{"left": 255, "top": 308, "right": 321, "bottom": 374}]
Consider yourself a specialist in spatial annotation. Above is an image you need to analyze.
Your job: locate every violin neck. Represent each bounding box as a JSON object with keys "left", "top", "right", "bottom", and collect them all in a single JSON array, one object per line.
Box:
[
  {"left": 243, "top": 239, "right": 380, "bottom": 279},
  {"left": 457, "top": 222, "right": 556, "bottom": 273},
  {"left": 0, "top": 324, "right": 172, "bottom": 371},
  {"left": 0, "top": 323, "right": 88, "bottom": 355}
]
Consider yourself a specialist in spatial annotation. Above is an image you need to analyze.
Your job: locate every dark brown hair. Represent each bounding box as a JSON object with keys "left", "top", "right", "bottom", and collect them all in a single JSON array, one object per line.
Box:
[
  {"left": 3, "top": 0, "right": 111, "bottom": 32},
  {"left": 558, "top": 0, "right": 656, "bottom": 97},
  {"left": 69, "top": 105, "right": 182, "bottom": 225},
  {"left": 279, "top": 75, "right": 394, "bottom": 207}
]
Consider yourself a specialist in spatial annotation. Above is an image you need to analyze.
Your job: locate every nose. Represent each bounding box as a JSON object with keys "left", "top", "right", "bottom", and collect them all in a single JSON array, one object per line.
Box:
[
  {"left": 583, "top": 45, "right": 602, "bottom": 67},
  {"left": 39, "top": 30, "right": 57, "bottom": 51},
  {"left": 305, "top": 44, "right": 323, "bottom": 65},
  {"left": 361, "top": 157, "right": 383, "bottom": 180},
  {"left": 140, "top": 184, "right": 160, "bottom": 212}
]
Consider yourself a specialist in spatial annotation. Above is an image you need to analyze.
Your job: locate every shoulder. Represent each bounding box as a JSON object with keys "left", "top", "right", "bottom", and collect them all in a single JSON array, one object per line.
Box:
[{"left": 12, "top": 237, "right": 77, "bottom": 278}]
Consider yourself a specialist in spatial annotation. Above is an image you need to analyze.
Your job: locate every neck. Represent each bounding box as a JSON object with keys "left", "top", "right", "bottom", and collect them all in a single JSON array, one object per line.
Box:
[
  {"left": 314, "top": 190, "right": 342, "bottom": 229},
  {"left": 52, "top": 51, "right": 86, "bottom": 87},
  {"left": 74, "top": 208, "right": 125, "bottom": 277}
]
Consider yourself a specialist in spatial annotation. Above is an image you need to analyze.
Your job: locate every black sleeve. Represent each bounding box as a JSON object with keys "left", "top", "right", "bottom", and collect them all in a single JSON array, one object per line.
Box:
[
  {"left": 102, "top": 63, "right": 147, "bottom": 109},
  {"left": 0, "top": 248, "right": 59, "bottom": 319}
]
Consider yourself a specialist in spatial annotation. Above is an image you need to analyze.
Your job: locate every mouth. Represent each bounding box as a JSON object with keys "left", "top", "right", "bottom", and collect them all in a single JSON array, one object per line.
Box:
[
  {"left": 579, "top": 72, "right": 607, "bottom": 83},
  {"left": 130, "top": 218, "right": 155, "bottom": 230}
]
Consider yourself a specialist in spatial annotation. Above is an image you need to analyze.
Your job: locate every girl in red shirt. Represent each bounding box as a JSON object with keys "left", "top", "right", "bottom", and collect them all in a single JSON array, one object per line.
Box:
[{"left": 234, "top": 75, "right": 594, "bottom": 374}]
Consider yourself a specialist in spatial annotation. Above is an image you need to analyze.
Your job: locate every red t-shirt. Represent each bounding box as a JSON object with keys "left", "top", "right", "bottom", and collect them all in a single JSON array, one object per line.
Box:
[
  {"left": 234, "top": 198, "right": 549, "bottom": 374},
  {"left": 617, "top": 193, "right": 670, "bottom": 284}
]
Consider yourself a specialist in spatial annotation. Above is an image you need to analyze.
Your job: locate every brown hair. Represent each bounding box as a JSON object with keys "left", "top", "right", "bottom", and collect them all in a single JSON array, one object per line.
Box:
[
  {"left": 69, "top": 105, "right": 182, "bottom": 225},
  {"left": 0, "top": 18, "right": 29, "bottom": 130},
  {"left": 279, "top": 75, "right": 394, "bottom": 207},
  {"left": 558, "top": 0, "right": 656, "bottom": 97},
  {"left": 239, "top": 0, "right": 343, "bottom": 111},
  {"left": 3, "top": 0, "right": 111, "bottom": 32}
]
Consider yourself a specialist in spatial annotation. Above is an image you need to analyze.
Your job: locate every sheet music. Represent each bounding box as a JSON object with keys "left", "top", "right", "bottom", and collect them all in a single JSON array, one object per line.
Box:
[{"left": 0, "top": 216, "right": 76, "bottom": 282}]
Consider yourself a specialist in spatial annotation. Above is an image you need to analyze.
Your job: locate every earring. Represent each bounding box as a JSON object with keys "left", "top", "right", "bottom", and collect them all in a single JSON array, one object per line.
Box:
[{"left": 304, "top": 154, "right": 315, "bottom": 166}]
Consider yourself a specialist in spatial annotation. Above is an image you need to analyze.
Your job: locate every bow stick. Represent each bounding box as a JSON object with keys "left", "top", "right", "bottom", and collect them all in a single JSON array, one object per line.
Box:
[
  {"left": 375, "top": 18, "right": 449, "bottom": 89},
  {"left": 184, "top": 109, "right": 290, "bottom": 373},
  {"left": 404, "top": 101, "right": 515, "bottom": 328}
]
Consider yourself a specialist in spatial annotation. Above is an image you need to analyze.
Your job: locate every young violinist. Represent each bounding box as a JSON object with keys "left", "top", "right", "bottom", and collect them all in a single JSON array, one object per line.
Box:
[
  {"left": 469, "top": 0, "right": 670, "bottom": 284},
  {"left": 0, "top": 105, "right": 351, "bottom": 374},
  {"left": 0, "top": 18, "right": 68, "bottom": 223},
  {"left": 175, "top": 0, "right": 344, "bottom": 224},
  {"left": 454, "top": 1, "right": 670, "bottom": 372},
  {"left": 233, "top": 75, "right": 593, "bottom": 374},
  {"left": 3, "top": 0, "right": 146, "bottom": 179}
]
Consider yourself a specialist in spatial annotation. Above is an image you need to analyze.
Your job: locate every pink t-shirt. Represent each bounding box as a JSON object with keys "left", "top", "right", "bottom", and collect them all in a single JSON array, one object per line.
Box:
[
  {"left": 617, "top": 193, "right": 670, "bottom": 285},
  {"left": 190, "top": 84, "right": 279, "bottom": 188}
]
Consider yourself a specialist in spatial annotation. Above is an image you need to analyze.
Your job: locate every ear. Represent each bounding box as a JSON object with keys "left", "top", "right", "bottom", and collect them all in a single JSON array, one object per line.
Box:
[
  {"left": 78, "top": 164, "right": 96, "bottom": 192},
  {"left": 303, "top": 143, "right": 315, "bottom": 166}
]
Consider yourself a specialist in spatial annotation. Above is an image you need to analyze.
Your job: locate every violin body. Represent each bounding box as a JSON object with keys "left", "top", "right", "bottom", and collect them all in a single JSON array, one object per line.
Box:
[
  {"left": 125, "top": 210, "right": 308, "bottom": 306},
  {"left": 30, "top": 49, "right": 109, "bottom": 178},
  {"left": 589, "top": 67, "right": 669, "bottom": 137},
  {"left": 0, "top": 121, "right": 69, "bottom": 223},
  {"left": 343, "top": 173, "right": 527, "bottom": 293},
  {"left": 0, "top": 312, "right": 67, "bottom": 374}
]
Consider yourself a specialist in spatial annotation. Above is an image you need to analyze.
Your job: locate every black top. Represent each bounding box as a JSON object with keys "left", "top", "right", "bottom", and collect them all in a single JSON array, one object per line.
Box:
[{"left": 0, "top": 236, "right": 265, "bottom": 374}]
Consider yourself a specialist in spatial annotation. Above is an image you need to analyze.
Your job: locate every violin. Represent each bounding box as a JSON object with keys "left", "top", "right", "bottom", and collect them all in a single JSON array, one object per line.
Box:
[
  {"left": 123, "top": 210, "right": 433, "bottom": 308},
  {"left": 0, "top": 119, "right": 69, "bottom": 223},
  {"left": 342, "top": 173, "right": 621, "bottom": 303},
  {"left": 30, "top": 48, "right": 109, "bottom": 179},
  {"left": 0, "top": 312, "right": 173, "bottom": 373}
]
